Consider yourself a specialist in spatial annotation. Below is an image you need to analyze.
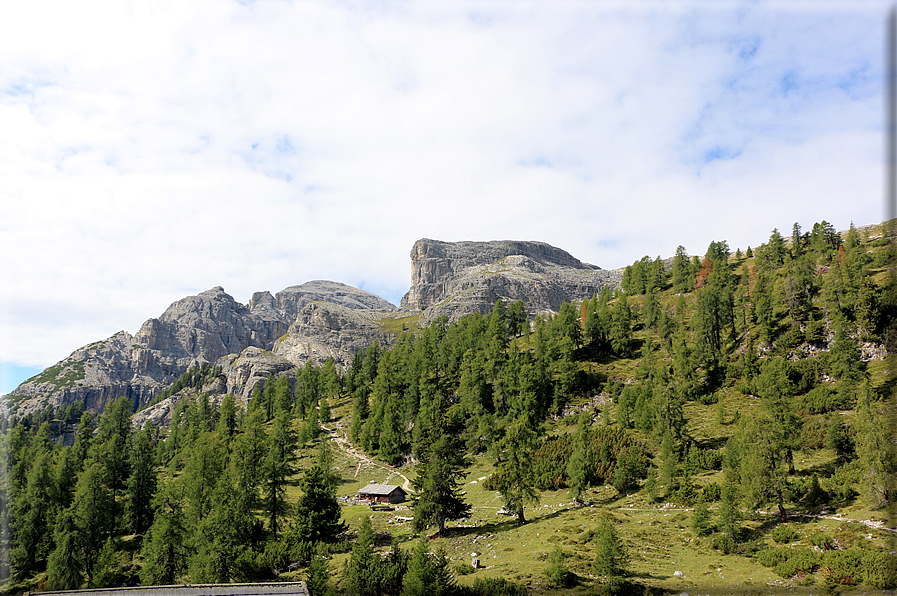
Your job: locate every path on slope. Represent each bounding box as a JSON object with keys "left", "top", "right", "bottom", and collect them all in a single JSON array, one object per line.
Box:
[{"left": 321, "top": 423, "right": 412, "bottom": 492}]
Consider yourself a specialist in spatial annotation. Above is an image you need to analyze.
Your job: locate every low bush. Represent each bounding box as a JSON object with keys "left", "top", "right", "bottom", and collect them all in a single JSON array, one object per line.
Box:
[
  {"left": 770, "top": 524, "right": 800, "bottom": 544},
  {"left": 702, "top": 482, "right": 721, "bottom": 502},
  {"left": 822, "top": 548, "right": 864, "bottom": 586},
  {"left": 757, "top": 548, "right": 789, "bottom": 568},
  {"left": 862, "top": 550, "right": 897, "bottom": 589},
  {"left": 773, "top": 548, "right": 820, "bottom": 578},
  {"left": 808, "top": 532, "right": 833, "bottom": 550}
]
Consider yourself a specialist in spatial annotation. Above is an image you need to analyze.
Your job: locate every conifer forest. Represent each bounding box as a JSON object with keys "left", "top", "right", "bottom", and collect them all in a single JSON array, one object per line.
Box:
[{"left": 1, "top": 220, "right": 895, "bottom": 595}]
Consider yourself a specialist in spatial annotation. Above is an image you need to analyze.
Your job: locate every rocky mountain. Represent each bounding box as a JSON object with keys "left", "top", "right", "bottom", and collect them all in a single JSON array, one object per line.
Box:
[
  {"left": 401, "top": 238, "right": 620, "bottom": 324},
  {"left": 4, "top": 239, "right": 620, "bottom": 420}
]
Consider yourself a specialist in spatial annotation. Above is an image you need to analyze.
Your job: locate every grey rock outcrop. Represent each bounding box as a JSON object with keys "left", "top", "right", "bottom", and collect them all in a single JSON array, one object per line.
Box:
[
  {"left": 401, "top": 239, "right": 620, "bottom": 323},
  {"left": 4, "top": 282, "right": 397, "bottom": 419},
  {"left": 274, "top": 301, "right": 396, "bottom": 368}
]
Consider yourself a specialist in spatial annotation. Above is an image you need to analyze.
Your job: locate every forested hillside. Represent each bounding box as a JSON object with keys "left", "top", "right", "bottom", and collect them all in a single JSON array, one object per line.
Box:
[{"left": 0, "top": 220, "right": 894, "bottom": 595}]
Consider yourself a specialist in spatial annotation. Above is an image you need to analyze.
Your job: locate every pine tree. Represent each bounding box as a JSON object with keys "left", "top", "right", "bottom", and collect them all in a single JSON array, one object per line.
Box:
[
  {"left": 189, "top": 472, "right": 262, "bottom": 583},
  {"left": 411, "top": 400, "right": 471, "bottom": 536},
  {"left": 182, "top": 432, "right": 226, "bottom": 525},
  {"left": 306, "top": 542, "right": 332, "bottom": 596},
  {"left": 215, "top": 393, "right": 239, "bottom": 441},
  {"left": 140, "top": 481, "right": 187, "bottom": 585},
  {"left": 91, "top": 396, "right": 133, "bottom": 536},
  {"left": 11, "top": 443, "right": 56, "bottom": 577},
  {"left": 73, "top": 461, "right": 114, "bottom": 581},
  {"left": 89, "top": 537, "right": 118, "bottom": 588},
  {"left": 566, "top": 412, "right": 590, "bottom": 504},
  {"left": 691, "top": 493, "right": 713, "bottom": 536},
  {"left": 231, "top": 407, "right": 267, "bottom": 510},
  {"left": 545, "top": 546, "right": 572, "bottom": 588}
]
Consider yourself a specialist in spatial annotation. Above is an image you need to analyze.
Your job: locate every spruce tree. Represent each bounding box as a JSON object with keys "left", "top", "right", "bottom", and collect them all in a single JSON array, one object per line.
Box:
[
  {"left": 411, "top": 399, "right": 471, "bottom": 536},
  {"left": 293, "top": 463, "right": 345, "bottom": 543}
]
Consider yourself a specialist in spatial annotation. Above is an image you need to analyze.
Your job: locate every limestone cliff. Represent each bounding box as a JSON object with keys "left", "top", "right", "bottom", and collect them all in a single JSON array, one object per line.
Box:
[
  {"left": 401, "top": 239, "right": 620, "bottom": 323},
  {"left": 4, "top": 282, "right": 397, "bottom": 419}
]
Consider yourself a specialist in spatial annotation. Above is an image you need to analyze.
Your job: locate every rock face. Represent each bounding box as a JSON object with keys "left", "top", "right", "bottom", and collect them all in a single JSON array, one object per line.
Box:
[
  {"left": 3, "top": 282, "right": 398, "bottom": 419},
  {"left": 401, "top": 239, "right": 621, "bottom": 323},
  {"left": 4, "top": 239, "right": 619, "bottom": 421},
  {"left": 274, "top": 302, "right": 396, "bottom": 369}
]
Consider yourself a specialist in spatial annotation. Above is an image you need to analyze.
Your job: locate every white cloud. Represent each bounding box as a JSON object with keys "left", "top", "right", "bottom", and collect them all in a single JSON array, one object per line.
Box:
[{"left": 0, "top": 0, "right": 889, "bottom": 380}]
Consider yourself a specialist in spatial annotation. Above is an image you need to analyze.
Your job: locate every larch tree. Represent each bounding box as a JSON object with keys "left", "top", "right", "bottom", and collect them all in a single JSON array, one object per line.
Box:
[
  {"left": 263, "top": 411, "right": 297, "bottom": 540},
  {"left": 496, "top": 416, "right": 540, "bottom": 525},
  {"left": 411, "top": 394, "right": 470, "bottom": 536}
]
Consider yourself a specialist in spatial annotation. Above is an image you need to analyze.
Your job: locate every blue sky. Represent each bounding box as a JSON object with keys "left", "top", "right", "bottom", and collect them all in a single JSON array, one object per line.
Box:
[{"left": 0, "top": 0, "right": 890, "bottom": 395}]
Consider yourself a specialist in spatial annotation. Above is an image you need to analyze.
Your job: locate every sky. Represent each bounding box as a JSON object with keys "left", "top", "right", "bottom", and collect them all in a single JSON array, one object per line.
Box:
[{"left": 0, "top": 0, "right": 890, "bottom": 395}]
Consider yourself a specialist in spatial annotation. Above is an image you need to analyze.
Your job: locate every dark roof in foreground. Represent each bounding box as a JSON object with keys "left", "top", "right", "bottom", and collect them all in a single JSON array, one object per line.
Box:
[
  {"left": 357, "top": 483, "right": 405, "bottom": 495},
  {"left": 30, "top": 582, "right": 309, "bottom": 596}
]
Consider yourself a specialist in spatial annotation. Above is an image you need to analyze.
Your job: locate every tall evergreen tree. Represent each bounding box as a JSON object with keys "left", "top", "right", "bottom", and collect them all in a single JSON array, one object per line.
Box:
[
  {"left": 342, "top": 517, "right": 380, "bottom": 596},
  {"left": 402, "top": 540, "right": 455, "bottom": 596},
  {"left": 566, "top": 412, "right": 590, "bottom": 504},
  {"left": 127, "top": 424, "right": 157, "bottom": 535},
  {"left": 411, "top": 396, "right": 470, "bottom": 536},
  {"left": 140, "top": 481, "right": 187, "bottom": 585},
  {"left": 72, "top": 461, "right": 114, "bottom": 581},
  {"left": 591, "top": 516, "right": 628, "bottom": 589},
  {"left": 45, "top": 507, "right": 84, "bottom": 590},
  {"left": 264, "top": 411, "right": 297, "bottom": 540},
  {"left": 293, "top": 463, "right": 345, "bottom": 544},
  {"left": 495, "top": 416, "right": 540, "bottom": 524}
]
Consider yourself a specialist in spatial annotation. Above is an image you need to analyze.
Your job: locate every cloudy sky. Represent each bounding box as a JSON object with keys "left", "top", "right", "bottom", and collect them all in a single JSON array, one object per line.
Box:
[{"left": 0, "top": 0, "right": 889, "bottom": 394}]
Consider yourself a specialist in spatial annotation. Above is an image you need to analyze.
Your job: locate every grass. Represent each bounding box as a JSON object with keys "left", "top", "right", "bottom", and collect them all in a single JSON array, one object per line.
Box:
[{"left": 379, "top": 312, "right": 422, "bottom": 335}]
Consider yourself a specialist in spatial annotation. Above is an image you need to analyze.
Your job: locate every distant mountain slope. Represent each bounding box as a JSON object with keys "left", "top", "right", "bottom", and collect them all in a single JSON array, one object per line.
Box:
[{"left": 4, "top": 240, "right": 620, "bottom": 419}]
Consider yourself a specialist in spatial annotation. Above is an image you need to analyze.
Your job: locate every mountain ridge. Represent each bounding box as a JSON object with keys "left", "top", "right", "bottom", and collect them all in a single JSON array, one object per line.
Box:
[{"left": 4, "top": 239, "right": 621, "bottom": 419}]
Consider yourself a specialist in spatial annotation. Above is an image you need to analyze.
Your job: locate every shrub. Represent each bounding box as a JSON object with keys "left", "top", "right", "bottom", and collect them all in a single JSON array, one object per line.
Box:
[
  {"left": 800, "top": 417, "right": 828, "bottom": 449},
  {"left": 712, "top": 535, "right": 737, "bottom": 555},
  {"left": 773, "top": 548, "right": 820, "bottom": 578},
  {"left": 462, "top": 577, "right": 529, "bottom": 596},
  {"left": 452, "top": 563, "right": 475, "bottom": 577},
  {"left": 862, "top": 550, "right": 897, "bottom": 589},
  {"left": 702, "top": 482, "right": 721, "bottom": 502},
  {"left": 757, "top": 548, "right": 789, "bottom": 568},
  {"left": 771, "top": 524, "right": 800, "bottom": 544},
  {"left": 796, "top": 385, "right": 837, "bottom": 414},
  {"left": 823, "top": 548, "right": 864, "bottom": 586},
  {"left": 808, "top": 532, "right": 833, "bottom": 550}
]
